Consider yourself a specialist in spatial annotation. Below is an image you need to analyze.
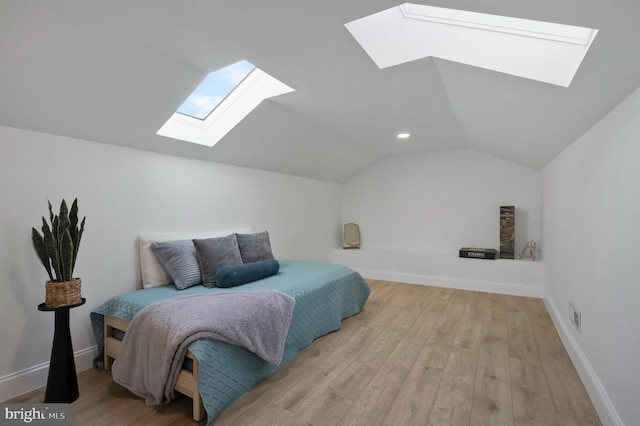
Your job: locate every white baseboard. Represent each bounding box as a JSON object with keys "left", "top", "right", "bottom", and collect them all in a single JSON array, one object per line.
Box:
[
  {"left": 0, "top": 345, "right": 98, "bottom": 402},
  {"left": 543, "top": 294, "right": 623, "bottom": 426},
  {"left": 354, "top": 267, "right": 544, "bottom": 298}
]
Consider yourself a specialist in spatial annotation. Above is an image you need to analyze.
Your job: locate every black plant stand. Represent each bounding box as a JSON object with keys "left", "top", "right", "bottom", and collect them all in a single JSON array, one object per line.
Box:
[{"left": 38, "top": 298, "right": 85, "bottom": 403}]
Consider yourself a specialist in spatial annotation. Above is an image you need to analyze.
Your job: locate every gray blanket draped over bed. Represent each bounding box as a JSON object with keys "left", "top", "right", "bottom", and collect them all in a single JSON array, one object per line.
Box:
[
  {"left": 91, "top": 260, "right": 371, "bottom": 424},
  {"left": 111, "top": 289, "right": 295, "bottom": 406}
]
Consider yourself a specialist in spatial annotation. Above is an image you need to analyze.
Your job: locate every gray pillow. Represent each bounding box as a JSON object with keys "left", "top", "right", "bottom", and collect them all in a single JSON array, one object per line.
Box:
[
  {"left": 193, "top": 234, "right": 243, "bottom": 288},
  {"left": 151, "top": 240, "right": 202, "bottom": 289},
  {"left": 236, "top": 231, "right": 274, "bottom": 263}
]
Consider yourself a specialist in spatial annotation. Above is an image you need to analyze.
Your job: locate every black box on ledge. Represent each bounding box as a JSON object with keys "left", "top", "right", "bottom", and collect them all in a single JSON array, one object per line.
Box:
[{"left": 459, "top": 247, "right": 498, "bottom": 260}]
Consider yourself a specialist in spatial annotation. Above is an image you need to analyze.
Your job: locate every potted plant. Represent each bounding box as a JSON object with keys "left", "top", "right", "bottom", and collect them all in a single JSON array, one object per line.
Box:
[{"left": 32, "top": 199, "right": 86, "bottom": 308}]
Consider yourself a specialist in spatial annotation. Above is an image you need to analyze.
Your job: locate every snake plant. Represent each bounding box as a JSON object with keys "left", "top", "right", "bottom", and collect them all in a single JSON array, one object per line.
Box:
[{"left": 31, "top": 199, "right": 86, "bottom": 282}]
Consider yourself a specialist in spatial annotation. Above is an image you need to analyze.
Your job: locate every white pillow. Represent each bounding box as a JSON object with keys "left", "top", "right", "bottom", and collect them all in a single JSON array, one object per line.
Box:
[{"left": 139, "top": 227, "right": 251, "bottom": 288}]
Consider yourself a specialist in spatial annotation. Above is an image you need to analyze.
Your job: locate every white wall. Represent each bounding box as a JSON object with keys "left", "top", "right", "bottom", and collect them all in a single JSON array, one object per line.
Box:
[
  {"left": 342, "top": 149, "right": 541, "bottom": 256},
  {"left": 0, "top": 125, "right": 342, "bottom": 398},
  {"left": 541, "top": 86, "right": 640, "bottom": 426}
]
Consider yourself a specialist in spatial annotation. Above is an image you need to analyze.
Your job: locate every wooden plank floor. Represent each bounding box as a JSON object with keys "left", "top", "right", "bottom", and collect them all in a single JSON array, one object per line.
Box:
[{"left": 10, "top": 280, "right": 601, "bottom": 425}]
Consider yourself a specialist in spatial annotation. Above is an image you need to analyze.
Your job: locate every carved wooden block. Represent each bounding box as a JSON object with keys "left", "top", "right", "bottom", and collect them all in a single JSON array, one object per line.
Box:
[{"left": 500, "top": 206, "right": 515, "bottom": 259}]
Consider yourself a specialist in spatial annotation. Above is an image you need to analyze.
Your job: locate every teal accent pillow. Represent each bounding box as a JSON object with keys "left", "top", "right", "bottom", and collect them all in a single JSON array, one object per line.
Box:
[{"left": 216, "top": 259, "right": 280, "bottom": 288}]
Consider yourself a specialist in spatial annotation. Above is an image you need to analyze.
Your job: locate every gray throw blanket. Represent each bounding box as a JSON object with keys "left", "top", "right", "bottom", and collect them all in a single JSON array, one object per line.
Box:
[{"left": 111, "top": 289, "right": 295, "bottom": 406}]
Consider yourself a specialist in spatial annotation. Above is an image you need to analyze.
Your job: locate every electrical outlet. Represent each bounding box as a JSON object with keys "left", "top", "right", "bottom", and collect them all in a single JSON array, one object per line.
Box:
[{"left": 569, "top": 302, "right": 581, "bottom": 333}]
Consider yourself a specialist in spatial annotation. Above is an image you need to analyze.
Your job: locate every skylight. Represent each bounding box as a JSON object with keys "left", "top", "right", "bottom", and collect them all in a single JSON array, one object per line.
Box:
[
  {"left": 158, "top": 61, "right": 294, "bottom": 147},
  {"left": 176, "top": 60, "right": 255, "bottom": 120},
  {"left": 345, "top": 3, "right": 598, "bottom": 86}
]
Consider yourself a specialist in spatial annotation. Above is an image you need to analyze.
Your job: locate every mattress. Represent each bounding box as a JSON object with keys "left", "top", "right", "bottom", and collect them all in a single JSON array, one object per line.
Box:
[{"left": 90, "top": 260, "right": 370, "bottom": 423}]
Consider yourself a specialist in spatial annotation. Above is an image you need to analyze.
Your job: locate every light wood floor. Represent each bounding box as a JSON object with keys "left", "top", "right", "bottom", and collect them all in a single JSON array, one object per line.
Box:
[{"left": 11, "top": 280, "right": 601, "bottom": 425}]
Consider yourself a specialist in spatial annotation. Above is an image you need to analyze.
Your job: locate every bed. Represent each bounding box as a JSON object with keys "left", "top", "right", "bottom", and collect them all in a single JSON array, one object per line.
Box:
[{"left": 90, "top": 259, "right": 371, "bottom": 424}]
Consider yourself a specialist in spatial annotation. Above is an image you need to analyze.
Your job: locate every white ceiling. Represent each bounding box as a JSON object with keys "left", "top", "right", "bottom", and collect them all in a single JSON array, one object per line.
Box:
[{"left": 1, "top": 1, "right": 639, "bottom": 182}]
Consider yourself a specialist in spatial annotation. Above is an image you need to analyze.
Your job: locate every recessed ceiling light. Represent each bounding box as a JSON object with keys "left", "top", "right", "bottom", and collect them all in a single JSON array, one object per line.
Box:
[{"left": 397, "top": 132, "right": 411, "bottom": 139}]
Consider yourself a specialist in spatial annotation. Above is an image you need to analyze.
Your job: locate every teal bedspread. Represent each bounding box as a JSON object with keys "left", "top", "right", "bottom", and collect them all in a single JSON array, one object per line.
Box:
[{"left": 90, "top": 260, "right": 370, "bottom": 423}]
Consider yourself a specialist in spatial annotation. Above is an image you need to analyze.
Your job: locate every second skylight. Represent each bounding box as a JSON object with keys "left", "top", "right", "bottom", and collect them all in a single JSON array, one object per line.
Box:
[{"left": 345, "top": 3, "right": 598, "bottom": 87}]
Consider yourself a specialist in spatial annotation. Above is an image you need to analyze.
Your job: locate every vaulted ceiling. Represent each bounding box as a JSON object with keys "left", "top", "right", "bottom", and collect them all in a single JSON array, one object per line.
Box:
[{"left": 1, "top": 1, "right": 639, "bottom": 182}]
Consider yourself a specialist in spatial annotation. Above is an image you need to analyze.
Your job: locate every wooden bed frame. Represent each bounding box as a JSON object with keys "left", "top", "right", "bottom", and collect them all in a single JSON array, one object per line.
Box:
[{"left": 103, "top": 315, "right": 205, "bottom": 421}]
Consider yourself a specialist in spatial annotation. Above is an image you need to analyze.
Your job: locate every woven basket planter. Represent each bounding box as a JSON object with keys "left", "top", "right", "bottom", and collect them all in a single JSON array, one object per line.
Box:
[{"left": 45, "top": 278, "right": 82, "bottom": 308}]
